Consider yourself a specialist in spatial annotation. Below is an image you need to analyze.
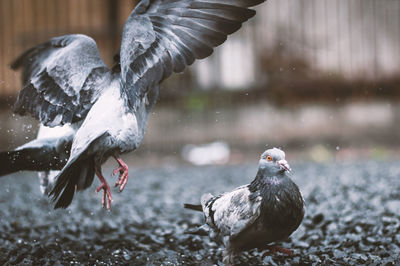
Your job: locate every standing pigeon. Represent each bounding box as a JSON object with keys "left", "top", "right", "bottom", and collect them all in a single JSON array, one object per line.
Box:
[
  {"left": 184, "top": 148, "right": 305, "bottom": 264},
  {"left": 0, "top": 0, "right": 266, "bottom": 209}
]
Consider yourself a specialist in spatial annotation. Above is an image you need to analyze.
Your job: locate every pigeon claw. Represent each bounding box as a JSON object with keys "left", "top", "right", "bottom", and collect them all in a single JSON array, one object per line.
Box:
[
  {"left": 115, "top": 170, "right": 129, "bottom": 192},
  {"left": 96, "top": 182, "right": 112, "bottom": 210},
  {"left": 112, "top": 167, "right": 123, "bottom": 176},
  {"left": 113, "top": 156, "right": 129, "bottom": 192}
]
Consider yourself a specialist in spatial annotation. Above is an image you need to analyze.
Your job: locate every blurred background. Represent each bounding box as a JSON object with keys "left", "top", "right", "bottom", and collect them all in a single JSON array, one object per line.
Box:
[{"left": 1, "top": 0, "right": 400, "bottom": 166}]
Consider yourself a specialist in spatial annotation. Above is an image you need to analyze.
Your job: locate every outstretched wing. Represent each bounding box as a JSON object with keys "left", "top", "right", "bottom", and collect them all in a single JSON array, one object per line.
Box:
[
  {"left": 120, "top": 0, "right": 265, "bottom": 109},
  {"left": 11, "top": 34, "right": 111, "bottom": 127}
]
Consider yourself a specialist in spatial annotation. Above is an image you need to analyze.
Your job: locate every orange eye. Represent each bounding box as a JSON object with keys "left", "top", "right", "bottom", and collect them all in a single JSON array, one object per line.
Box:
[{"left": 266, "top": 155, "right": 272, "bottom": 161}]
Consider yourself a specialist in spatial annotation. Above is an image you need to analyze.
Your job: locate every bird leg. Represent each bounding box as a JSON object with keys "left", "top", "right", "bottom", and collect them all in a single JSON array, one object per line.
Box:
[
  {"left": 261, "top": 245, "right": 294, "bottom": 258},
  {"left": 112, "top": 156, "right": 129, "bottom": 192},
  {"left": 95, "top": 167, "right": 112, "bottom": 210}
]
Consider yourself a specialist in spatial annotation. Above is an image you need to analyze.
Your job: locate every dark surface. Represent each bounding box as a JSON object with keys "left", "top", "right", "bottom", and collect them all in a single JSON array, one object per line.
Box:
[{"left": 0, "top": 160, "right": 400, "bottom": 265}]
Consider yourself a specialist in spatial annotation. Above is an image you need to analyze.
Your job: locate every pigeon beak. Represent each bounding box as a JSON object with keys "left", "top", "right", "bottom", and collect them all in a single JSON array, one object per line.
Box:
[{"left": 278, "top": 160, "right": 291, "bottom": 172}]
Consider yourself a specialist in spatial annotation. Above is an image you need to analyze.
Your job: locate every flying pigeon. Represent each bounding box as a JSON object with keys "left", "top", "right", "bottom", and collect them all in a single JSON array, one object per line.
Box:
[
  {"left": 0, "top": 0, "right": 267, "bottom": 209},
  {"left": 184, "top": 148, "right": 305, "bottom": 264}
]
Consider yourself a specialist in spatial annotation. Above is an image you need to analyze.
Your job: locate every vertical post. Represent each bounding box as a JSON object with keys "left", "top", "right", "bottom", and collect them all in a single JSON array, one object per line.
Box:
[{"left": 108, "top": 0, "right": 119, "bottom": 53}]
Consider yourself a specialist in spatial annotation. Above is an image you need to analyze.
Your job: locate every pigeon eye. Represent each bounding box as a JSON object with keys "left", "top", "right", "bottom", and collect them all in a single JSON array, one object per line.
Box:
[{"left": 266, "top": 155, "right": 272, "bottom": 161}]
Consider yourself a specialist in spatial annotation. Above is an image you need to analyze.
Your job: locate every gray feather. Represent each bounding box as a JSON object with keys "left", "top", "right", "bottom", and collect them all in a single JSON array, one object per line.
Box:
[
  {"left": 120, "top": 0, "right": 266, "bottom": 110},
  {"left": 11, "top": 34, "right": 111, "bottom": 126}
]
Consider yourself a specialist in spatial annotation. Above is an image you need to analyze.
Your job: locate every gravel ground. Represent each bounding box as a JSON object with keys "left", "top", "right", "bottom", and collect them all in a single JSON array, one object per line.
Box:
[{"left": 0, "top": 160, "right": 400, "bottom": 265}]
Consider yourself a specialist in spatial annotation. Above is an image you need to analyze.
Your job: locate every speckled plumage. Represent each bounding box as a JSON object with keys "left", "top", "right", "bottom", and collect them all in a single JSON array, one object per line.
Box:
[{"left": 185, "top": 148, "right": 305, "bottom": 264}]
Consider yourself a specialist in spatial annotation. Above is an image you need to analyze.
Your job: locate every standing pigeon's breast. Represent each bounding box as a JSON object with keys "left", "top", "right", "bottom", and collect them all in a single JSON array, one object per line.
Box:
[{"left": 260, "top": 178, "right": 304, "bottom": 239}]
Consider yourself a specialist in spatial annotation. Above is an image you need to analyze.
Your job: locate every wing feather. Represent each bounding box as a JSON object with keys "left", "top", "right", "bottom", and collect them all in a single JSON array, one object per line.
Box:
[
  {"left": 206, "top": 186, "right": 262, "bottom": 238},
  {"left": 11, "top": 34, "right": 111, "bottom": 126},
  {"left": 120, "top": 0, "right": 266, "bottom": 110}
]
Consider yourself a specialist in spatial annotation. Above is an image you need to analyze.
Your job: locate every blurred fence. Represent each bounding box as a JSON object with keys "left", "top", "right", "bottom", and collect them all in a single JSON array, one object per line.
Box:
[
  {"left": 0, "top": 0, "right": 137, "bottom": 97},
  {"left": 198, "top": 0, "right": 400, "bottom": 90},
  {"left": 1, "top": 0, "right": 400, "bottom": 97}
]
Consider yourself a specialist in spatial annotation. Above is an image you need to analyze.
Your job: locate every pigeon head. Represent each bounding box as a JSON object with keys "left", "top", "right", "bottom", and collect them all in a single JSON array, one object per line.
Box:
[{"left": 258, "top": 148, "right": 291, "bottom": 176}]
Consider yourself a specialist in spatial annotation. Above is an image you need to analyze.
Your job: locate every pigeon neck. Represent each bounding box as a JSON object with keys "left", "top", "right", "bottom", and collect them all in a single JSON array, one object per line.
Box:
[
  {"left": 258, "top": 165, "right": 286, "bottom": 178},
  {"left": 248, "top": 170, "right": 286, "bottom": 192}
]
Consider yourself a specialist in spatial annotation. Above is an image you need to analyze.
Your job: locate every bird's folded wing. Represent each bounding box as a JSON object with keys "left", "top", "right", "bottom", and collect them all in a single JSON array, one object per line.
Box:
[
  {"left": 11, "top": 34, "right": 110, "bottom": 127},
  {"left": 209, "top": 185, "right": 262, "bottom": 237},
  {"left": 120, "top": 0, "right": 265, "bottom": 110}
]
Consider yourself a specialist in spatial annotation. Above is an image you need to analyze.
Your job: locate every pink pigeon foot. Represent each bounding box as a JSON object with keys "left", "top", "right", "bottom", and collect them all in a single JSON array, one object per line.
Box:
[
  {"left": 113, "top": 156, "right": 129, "bottom": 192},
  {"left": 262, "top": 246, "right": 294, "bottom": 258},
  {"left": 95, "top": 168, "right": 112, "bottom": 210}
]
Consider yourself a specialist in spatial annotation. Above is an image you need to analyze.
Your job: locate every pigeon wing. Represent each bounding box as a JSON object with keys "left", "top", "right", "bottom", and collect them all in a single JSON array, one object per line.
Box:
[
  {"left": 119, "top": 0, "right": 265, "bottom": 110},
  {"left": 11, "top": 34, "right": 110, "bottom": 127},
  {"left": 205, "top": 185, "right": 262, "bottom": 238}
]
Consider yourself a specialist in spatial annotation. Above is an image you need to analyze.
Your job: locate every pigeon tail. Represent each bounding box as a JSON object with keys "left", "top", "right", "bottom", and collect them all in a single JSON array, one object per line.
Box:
[
  {"left": 0, "top": 146, "right": 68, "bottom": 177},
  {"left": 184, "top": 203, "right": 203, "bottom": 212},
  {"left": 49, "top": 153, "right": 95, "bottom": 209},
  {"left": 49, "top": 132, "right": 107, "bottom": 209},
  {"left": 200, "top": 193, "right": 214, "bottom": 206},
  {"left": 184, "top": 224, "right": 210, "bottom": 236}
]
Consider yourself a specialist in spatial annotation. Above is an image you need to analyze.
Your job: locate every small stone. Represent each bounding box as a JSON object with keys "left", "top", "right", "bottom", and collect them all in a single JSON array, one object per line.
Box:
[
  {"left": 327, "top": 223, "right": 338, "bottom": 232},
  {"left": 312, "top": 213, "right": 324, "bottom": 225},
  {"left": 368, "top": 254, "right": 381, "bottom": 262},
  {"left": 382, "top": 216, "right": 396, "bottom": 224},
  {"left": 385, "top": 200, "right": 400, "bottom": 214},
  {"left": 307, "top": 254, "right": 321, "bottom": 263},
  {"left": 355, "top": 225, "right": 362, "bottom": 233},
  {"left": 308, "top": 234, "right": 319, "bottom": 241},
  {"left": 343, "top": 215, "right": 353, "bottom": 223},
  {"left": 292, "top": 257, "right": 300, "bottom": 264},
  {"left": 393, "top": 234, "right": 400, "bottom": 244},
  {"left": 346, "top": 233, "right": 361, "bottom": 242},
  {"left": 333, "top": 250, "right": 346, "bottom": 259},
  {"left": 123, "top": 253, "right": 131, "bottom": 261},
  {"left": 112, "top": 249, "right": 122, "bottom": 256},
  {"left": 388, "top": 243, "right": 400, "bottom": 254},
  {"left": 263, "top": 256, "right": 278, "bottom": 266},
  {"left": 351, "top": 253, "right": 367, "bottom": 261},
  {"left": 295, "top": 241, "right": 310, "bottom": 248},
  {"left": 358, "top": 242, "right": 372, "bottom": 252}
]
